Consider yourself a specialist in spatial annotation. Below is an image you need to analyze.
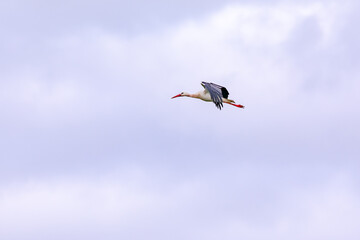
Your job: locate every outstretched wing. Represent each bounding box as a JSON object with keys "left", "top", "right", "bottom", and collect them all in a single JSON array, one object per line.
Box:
[{"left": 201, "top": 82, "right": 229, "bottom": 110}]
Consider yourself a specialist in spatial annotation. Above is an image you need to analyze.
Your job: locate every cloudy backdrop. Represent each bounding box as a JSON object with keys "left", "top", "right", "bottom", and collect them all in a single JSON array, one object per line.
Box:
[{"left": 1, "top": 0, "right": 360, "bottom": 239}]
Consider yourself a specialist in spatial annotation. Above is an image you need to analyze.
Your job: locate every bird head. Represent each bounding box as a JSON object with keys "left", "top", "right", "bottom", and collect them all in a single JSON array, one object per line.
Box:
[{"left": 171, "top": 92, "right": 189, "bottom": 99}]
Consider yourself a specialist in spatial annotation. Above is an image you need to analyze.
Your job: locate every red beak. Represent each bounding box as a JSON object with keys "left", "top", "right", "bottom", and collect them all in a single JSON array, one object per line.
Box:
[{"left": 171, "top": 94, "right": 182, "bottom": 99}]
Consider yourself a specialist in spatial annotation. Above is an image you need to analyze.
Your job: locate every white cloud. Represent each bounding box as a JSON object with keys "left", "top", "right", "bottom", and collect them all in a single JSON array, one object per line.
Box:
[
  {"left": 1, "top": 166, "right": 359, "bottom": 240},
  {"left": 1, "top": 1, "right": 357, "bottom": 162},
  {"left": 1, "top": 1, "right": 360, "bottom": 239},
  {"left": 0, "top": 169, "right": 203, "bottom": 240},
  {"left": 1, "top": 0, "right": 358, "bottom": 166},
  {"left": 1, "top": 1, "right": 354, "bottom": 121}
]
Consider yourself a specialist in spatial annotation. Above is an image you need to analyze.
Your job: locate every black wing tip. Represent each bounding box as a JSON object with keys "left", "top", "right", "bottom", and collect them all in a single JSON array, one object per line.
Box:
[{"left": 221, "top": 87, "right": 229, "bottom": 99}]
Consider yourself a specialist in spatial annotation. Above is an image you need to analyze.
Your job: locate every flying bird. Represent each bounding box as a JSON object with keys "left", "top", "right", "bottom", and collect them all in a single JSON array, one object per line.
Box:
[{"left": 171, "top": 82, "right": 244, "bottom": 110}]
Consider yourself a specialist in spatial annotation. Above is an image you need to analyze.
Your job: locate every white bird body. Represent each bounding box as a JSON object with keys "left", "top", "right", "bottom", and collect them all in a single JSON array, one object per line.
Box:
[
  {"left": 198, "top": 90, "right": 212, "bottom": 102},
  {"left": 172, "top": 82, "right": 244, "bottom": 110}
]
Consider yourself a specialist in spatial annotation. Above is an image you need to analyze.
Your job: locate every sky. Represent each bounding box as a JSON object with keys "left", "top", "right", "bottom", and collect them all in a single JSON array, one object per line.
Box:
[{"left": 1, "top": 0, "right": 360, "bottom": 239}]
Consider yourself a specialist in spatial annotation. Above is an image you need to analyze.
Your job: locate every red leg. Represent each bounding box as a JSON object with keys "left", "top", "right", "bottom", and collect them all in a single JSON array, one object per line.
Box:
[{"left": 225, "top": 102, "right": 245, "bottom": 108}]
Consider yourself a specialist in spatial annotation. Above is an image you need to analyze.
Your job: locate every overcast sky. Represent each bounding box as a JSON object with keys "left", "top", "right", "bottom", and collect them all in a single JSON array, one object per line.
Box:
[{"left": 1, "top": 0, "right": 360, "bottom": 239}]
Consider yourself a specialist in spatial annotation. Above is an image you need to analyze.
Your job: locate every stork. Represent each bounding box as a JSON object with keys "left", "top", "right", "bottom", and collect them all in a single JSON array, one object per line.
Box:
[{"left": 171, "top": 82, "right": 244, "bottom": 110}]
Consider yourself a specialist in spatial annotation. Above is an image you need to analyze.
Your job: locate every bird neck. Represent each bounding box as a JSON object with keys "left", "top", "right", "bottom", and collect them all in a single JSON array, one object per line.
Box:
[{"left": 188, "top": 92, "right": 200, "bottom": 98}]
